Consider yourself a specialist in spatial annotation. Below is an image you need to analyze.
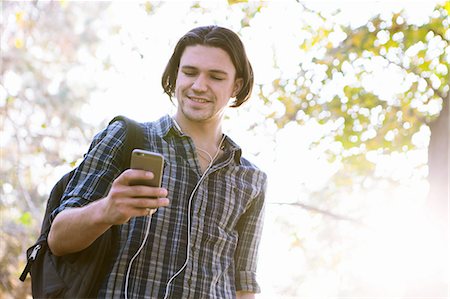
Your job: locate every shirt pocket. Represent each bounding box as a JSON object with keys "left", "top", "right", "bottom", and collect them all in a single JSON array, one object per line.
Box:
[{"left": 208, "top": 182, "right": 255, "bottom": 234}]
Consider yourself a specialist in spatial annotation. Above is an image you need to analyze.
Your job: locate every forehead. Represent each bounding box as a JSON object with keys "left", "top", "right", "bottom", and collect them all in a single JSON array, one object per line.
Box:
[{"left": 179, "top": 45, "right": 236, "bottom": 74}]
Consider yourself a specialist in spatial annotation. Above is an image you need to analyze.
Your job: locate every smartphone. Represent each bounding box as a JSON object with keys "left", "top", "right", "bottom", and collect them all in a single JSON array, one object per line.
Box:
[{"left": 130, "top": 149, "right": 164, "bottom": 187}]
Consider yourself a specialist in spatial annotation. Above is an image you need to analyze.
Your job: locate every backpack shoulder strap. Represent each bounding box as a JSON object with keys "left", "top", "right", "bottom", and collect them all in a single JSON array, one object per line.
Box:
[{"left": 109, "top": 115, "right": 145, "bottom": 170}]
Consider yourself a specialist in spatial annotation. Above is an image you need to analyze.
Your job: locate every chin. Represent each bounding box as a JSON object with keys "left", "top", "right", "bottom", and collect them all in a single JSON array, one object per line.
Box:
[
  {"left": 186, "top": 114, "right": 212, "bottom": 123},
  {"left": 182, "top": 109, "right": 213, "bottom": 122}
]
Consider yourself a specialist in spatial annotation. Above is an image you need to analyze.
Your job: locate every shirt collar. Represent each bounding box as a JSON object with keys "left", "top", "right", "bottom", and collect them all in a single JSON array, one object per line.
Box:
[
  {"left": 153, "top": 114, "right": 177, "bottom": 137},
  {"left": 223, "top": 135, "right": 242, "bottom": 165},
  {"left": 155, "top": 114, "right": 242, "bottom": 165}
]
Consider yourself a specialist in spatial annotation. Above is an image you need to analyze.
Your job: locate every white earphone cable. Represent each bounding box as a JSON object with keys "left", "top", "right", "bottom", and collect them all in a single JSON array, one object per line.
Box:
[
  {"left": 124, "top": 117, "right": 225, "bottom": 298},
  {"left": 125, "top": 214, "right": 153, "bottom": 299},
  {"left": 163, "top": 134, "right": 225, "bottom": 299},
  {"left": 162, "top": 166, "right": 209, "bottom": 299}
]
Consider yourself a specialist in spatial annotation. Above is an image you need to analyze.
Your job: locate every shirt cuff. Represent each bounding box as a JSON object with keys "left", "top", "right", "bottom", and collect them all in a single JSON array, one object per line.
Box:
[
  {"left": 235, "top": 270, "right": 261, "bottom": 293},
  {"left": 49, "top": 196, "right": 83, "bottom": 224}
]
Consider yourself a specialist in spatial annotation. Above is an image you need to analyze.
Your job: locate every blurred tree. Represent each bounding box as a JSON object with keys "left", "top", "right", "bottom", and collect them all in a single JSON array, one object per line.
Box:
[
  {"left": 263, "top": 3, "right": 449, "bottom": 187},
  {"left": 256, "top": 1, "right": 449, "bottom": 296},
  {"left": 254, "top": 2, "right": 449, "bottom": 217},
  {"left": 1, "top": 1, "right": 112, "bottom": 297}
]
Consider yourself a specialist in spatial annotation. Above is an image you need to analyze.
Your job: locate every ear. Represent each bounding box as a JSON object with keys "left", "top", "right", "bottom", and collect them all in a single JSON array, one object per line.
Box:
[{"left": 231, "top": 78, "right": 243, "bottom": 98}]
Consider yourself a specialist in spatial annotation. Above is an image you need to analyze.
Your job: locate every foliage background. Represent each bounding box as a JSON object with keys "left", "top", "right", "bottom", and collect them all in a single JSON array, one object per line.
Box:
[{"left": 1, "top": 1, "right": 448, "bottom": 298}]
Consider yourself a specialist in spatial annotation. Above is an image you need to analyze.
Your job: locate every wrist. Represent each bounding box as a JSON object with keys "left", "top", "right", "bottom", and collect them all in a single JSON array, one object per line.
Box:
[{"left": 90, "top": 197, "right": 115, "bottom": 228}]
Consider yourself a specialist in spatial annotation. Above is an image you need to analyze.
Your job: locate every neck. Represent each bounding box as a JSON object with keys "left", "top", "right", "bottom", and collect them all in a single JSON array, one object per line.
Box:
[{"left": 172, "top": 114, "right": 223, "bottom": 149}]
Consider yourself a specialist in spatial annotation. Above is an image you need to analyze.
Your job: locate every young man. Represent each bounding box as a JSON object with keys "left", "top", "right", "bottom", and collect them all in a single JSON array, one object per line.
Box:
[{"left": 48, "top": 25, "right": 267, "bottom": 299}]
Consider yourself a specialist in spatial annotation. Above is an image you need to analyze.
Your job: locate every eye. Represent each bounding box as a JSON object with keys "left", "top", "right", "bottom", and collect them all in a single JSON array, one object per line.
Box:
[
  {"left": 183, "top": 70, "right": 196, "bottom": 77},
  {"left": 209, "top": 71, "right": 227, "bottom": 81}
]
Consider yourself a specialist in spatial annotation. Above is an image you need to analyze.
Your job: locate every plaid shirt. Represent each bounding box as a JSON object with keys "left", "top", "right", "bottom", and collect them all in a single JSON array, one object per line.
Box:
[{"left": 53, "top": 115, "right": 267, "bottom": 299}]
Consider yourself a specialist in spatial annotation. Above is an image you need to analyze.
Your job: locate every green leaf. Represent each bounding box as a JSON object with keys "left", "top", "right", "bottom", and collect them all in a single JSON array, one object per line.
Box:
[
  {"left": 228, "top": 0, "right": 247, "bottom": 4},
  {"left": 19, "top": 212, "right": 32, "bottom": 226}
]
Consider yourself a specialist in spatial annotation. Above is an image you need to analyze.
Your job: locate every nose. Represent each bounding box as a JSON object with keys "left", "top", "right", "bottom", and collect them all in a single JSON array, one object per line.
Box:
[{"left": 191, "top": 74, "right": 208, "bottom": 92}]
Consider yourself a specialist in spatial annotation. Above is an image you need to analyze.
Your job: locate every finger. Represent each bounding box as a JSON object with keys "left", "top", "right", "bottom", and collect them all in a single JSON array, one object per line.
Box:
[
  {"left": 129, "top": 198, "right": 169, "bottom": 218},
  {"left": 116, "top": 169, "right": 154, "bottom": 185},
  {"left": 129, "top": 197, "right": 170, "bottom": 210},
  {"left": 128, "top": 186, "right": 168, "bottom": 198},
  {"left": 110, "top": 197, "right": 168, "bottom": 220}
]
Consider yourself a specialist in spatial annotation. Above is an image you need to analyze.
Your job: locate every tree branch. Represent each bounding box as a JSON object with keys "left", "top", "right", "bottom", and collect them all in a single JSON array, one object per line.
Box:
[{"left": 269, "top": 201, "right": 366, "bottom": 226}]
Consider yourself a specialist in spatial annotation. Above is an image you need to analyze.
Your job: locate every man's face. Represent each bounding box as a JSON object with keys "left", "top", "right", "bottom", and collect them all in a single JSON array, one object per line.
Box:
[{"left": 174, "top": 45, "right": 243, "bottom": 124}]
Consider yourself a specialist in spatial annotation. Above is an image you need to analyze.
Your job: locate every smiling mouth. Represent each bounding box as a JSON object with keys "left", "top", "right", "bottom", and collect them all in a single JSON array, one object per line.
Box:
[{"left": 188, "top": 96, "right": 209, "bottom": 103}]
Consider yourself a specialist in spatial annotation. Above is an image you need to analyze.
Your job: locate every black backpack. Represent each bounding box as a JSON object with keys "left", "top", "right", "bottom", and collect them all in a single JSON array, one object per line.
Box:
[{"left": 20, "top": 115, "right": 144, "bottom": 298}]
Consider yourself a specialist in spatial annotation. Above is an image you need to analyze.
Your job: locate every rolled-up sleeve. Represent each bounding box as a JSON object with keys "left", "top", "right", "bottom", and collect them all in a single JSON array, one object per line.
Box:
[{"left": 234, "top": 173, "right": 267, "bottom": 293}]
